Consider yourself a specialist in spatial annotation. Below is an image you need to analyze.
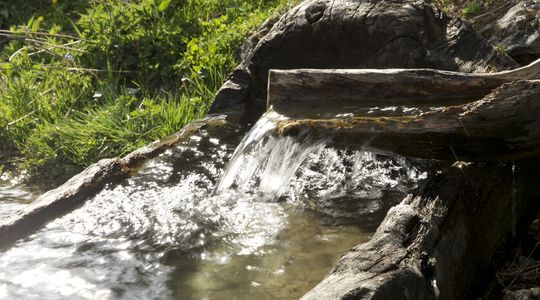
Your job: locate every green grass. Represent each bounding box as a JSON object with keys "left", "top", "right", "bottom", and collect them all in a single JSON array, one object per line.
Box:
[
  {"left": 462, "top": 2, "right": 481, "bottom": 17},
  {"left": 0, "top": 0, "right": 298, "bottom": 184},
  {"left": 425, "top": 0, "right": 499, "bottom": 20}
]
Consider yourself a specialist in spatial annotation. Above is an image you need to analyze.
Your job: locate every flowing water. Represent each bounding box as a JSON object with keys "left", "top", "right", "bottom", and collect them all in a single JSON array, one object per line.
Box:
[
  {"left": 0, "top": 173, "right": 40, "bottom": 219},
  {"left": 0, "top": 113, "right": 428, "bottom": 299}
]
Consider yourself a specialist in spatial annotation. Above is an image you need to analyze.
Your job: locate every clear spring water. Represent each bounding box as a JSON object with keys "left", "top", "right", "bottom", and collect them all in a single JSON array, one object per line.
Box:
[
  {"left": 0, "top": 173, "right": 39, "bottom": 220},
  {"left": 0, "top": 114, "right": 427, "bottom": 299}
]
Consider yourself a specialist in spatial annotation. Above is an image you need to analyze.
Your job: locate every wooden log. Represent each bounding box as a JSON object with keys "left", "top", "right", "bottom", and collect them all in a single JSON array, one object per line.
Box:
[
  {"left": 276, "top": 80, "right": 540, "bottom": 161},
  {"left": 302, "top": 159, "right": 540, "bottom": 299},
  {"left": 267, "top": 59, "right": 540, "bottom": 116}
]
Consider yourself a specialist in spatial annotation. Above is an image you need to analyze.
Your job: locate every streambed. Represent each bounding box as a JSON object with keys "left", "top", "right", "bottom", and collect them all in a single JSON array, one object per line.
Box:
[{"left": 0, "top": 116, "right": 426, "bottom": 299}]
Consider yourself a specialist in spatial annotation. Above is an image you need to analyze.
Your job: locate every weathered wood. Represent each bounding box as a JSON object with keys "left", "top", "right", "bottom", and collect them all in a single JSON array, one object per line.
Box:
[
  {"left": 302, "top": 159, "right": 540, "bottom": 299},
  {"left": 267, "top": 59, "right": 540, "bottom": 115},
  {"left": 276, "top": 80, "right": 540, "bottom": 161}
]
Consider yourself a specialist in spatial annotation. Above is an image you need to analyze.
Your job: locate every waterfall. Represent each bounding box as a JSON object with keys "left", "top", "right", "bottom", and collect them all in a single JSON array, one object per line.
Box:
[
  {"left": 215, "top": 111, "right": 328, "bottom": 201},
  {"left": 0, "top": 110, "right": 429, "bottom": 299}
]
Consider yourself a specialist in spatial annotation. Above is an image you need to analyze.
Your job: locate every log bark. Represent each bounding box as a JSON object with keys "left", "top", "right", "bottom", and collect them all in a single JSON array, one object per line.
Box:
[
  {"left": 267, "top": 58, "right": 540, "bottom": 115},
  {"left": 276, "top": 80, "right": 540, "bottom": 161}
]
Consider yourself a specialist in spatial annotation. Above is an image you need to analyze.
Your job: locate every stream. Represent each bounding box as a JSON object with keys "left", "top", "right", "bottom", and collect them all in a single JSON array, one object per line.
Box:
[
  {"left": 0, "top": 174, "right": 39, "bottom": 220},
  {"left": 0, "top": 113, "right": 428, "bottom": 299}
]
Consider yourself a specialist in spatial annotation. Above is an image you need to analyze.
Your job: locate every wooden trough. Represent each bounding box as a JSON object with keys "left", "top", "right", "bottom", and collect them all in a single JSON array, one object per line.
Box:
[
  {"left": 267, "top": 58, "right": 540, "bottom": 114},
  {"left": 267, "top": 59, "right": 540, "bottom": 161}
]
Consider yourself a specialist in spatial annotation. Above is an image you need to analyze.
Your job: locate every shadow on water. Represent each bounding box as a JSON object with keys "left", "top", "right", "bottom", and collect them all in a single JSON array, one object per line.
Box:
[{"left": 0, "top": 115, "right": 430, "bottom": 299}]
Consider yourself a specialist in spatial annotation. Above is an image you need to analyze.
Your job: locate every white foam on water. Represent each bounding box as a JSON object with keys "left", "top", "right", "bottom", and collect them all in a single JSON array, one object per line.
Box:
[
  {"left": 215, "top": 111, "right": 328, "bottom": 201},
  {"left": 0, "top": 112, "right": 430, "bottom": 299}
]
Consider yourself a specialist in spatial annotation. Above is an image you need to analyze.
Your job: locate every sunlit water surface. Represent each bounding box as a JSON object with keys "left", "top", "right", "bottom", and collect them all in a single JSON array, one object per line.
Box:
[
  {"left": 0, "top": 174, "right": 39, "bottom": 219},
  {"left": 0, "top": 116, "right": 427, "bottom": 299}
]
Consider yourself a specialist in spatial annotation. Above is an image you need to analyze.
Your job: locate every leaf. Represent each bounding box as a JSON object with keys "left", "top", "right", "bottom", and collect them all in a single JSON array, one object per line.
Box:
[
  {"left": 158, "top": 0, "right": 171, "bottom": 11},
  {"left": 31, "top": 17, "right": 41, "bottom": 32},
  {"left": 0, "top": 63, "right": 12, "bottom": 70},
  {"left": 26, "top": 15, "right": 36, "bottom": 30},
  {"left": 69, "top": 19, "right": 83, "bottom": 39}
]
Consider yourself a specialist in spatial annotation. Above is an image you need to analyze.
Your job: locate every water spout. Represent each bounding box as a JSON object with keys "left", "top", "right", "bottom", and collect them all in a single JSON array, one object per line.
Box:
[{"left": 215, "top": 111, "right": 328, "bottom": 201}]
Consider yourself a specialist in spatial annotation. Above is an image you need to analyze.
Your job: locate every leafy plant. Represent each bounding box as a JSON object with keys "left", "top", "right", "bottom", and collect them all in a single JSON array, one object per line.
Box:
[
  {"left": 0, "top": 0, "right": 299, "bottom": 184},
  {"left": 462, "top": 2, "right": 482, "bottom": 17}
]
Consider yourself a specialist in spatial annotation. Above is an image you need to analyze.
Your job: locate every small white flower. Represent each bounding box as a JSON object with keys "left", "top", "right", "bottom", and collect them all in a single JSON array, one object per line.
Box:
[{"left": 64, "top": 53, "right": 74, "bottom": 61}]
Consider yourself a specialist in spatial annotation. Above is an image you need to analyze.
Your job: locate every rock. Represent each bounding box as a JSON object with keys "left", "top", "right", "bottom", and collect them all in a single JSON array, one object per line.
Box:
[
  {"left": 236, "top": 16, "right": 280, "bottom": 62},
  {"left": 480, "top": 1, "right": 540, "bottom": 65},
  {"left": 209, "top": 66, "right": 252, "bottom": 113},
  {"left": 303, "top": 160, "right": 540, "bottom": 299},
  {"left": 209, "top": 0, "right": 517, "bottom": 113}
]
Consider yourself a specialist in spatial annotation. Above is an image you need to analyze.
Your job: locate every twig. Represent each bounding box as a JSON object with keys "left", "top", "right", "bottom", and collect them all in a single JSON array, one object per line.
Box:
[
  {"left": 505, "top": 241, "right": 540, "bottom": 291},
  {"left": 0, "top": 64, "right": 135, "bottom": 74},
  {"left": 8, "top": 46, "right": 28, "bottom": 62},
  {"left": 6, "top": 111, "right": 35, "bottom": 127},
  {"left": 449, "top": 145, "right": 459, "bottom": 162},
  {"left": 0, "top": 29, "right": 95, "bottom": 43},
  {"left": 27, "top": 40, "right": 84, "bottom": 57},
  {"left": 471, "top": 1, "right": 514, "bottom": 23},
  {"left": 0, "top": 32, "right": 49, "bottom": 43},
  {"left": 25, "top": 38, "right": 87, "bottom": 53},
  {"left": 39, "top": 65, "right": 135, "bottom": 74},
  {"left": 458, "top": 117, "right": 471, "bottom": 138},
  {"left": 5, "top": 36, "right": 87, "bottom": 62},
  {"left": 1, "top": 31, "right": 87, "bottom": 55}
]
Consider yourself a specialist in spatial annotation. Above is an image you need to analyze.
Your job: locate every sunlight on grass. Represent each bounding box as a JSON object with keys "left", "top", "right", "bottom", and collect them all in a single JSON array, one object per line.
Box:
[{"left": 0, "top": 0, "right": 299, "bottom": 183}]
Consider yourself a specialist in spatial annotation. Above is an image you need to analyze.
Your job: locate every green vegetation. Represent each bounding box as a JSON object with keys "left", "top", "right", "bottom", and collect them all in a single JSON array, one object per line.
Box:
[
  {"left": 462, "top": 2, "right": 481, "bottom": 17},
  {"left": 0, "top": 0, "right": 297, "bottom": 183},
  {"left": 494, "top": 44, "right": 506, "bottom": 55},
  {"left": 426, "top": 0, "right": 503, "bottom": 20}
]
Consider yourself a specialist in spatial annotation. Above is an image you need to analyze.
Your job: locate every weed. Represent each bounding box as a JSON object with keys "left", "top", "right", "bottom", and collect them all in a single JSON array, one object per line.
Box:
[
  {"left": 495, "top": 44, "right": 506, "bottom": 55},
  {"left": 462, "top": 2, "right": 482, "bottom": 17},
  {"left": 0, "top": 0, "right": 299, "bottom": 183}
]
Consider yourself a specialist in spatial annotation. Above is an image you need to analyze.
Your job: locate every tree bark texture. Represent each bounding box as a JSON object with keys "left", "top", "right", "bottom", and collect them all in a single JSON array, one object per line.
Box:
[{"left": 276, "top": 80, "right": 540, "bottom": 161}]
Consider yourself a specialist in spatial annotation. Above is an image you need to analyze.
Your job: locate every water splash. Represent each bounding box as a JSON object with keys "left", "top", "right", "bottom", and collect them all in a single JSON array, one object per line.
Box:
[
  {"left": 0, "top": 113, "right": 431, "bottom": 299},
  {"left": 215, "top": 111, "right": 328, "bottom": 201}
]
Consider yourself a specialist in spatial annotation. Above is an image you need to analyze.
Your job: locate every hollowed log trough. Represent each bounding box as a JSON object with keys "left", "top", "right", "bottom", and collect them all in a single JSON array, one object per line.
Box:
[
  {"left": 270, "top": 59, "right": 540, "bottom": 161},
  {"left": 267, "top": 61, "right": 540, "bottom": 299}
]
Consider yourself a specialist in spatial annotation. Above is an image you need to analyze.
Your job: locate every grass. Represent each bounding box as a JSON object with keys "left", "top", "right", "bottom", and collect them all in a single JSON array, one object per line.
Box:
[
  {"left": 462, "top": 2, "right": 482, "bottom": 17},
  {"left": 0, "top": 0, "right": 298, "bottom": 184},
  {"left": 426, "top": 0, "right": 509, "bottom": 22}
]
